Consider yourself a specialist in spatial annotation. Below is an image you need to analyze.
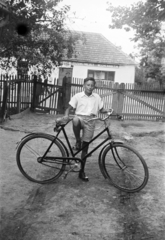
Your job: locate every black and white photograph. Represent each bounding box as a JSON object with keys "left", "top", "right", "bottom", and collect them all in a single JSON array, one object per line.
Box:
[{"left": 0, "top": 0, "right": 165, "bottom": 239}]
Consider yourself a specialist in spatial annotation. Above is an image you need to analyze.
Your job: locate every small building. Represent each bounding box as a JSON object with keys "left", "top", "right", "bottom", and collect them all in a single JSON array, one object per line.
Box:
[{"left": 56, "top": 31, "right": 136, "bottom": 85}]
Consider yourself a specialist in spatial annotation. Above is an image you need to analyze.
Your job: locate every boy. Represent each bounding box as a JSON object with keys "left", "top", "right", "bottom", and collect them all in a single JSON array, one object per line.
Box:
[{"left": 63, "top": 77, "right": 111, "bottom": 181}]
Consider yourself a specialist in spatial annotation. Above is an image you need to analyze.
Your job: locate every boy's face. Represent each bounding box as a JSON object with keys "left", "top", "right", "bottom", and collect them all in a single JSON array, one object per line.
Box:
[{"left": 84, "top": 80, "right": 95, "bottom": 95}]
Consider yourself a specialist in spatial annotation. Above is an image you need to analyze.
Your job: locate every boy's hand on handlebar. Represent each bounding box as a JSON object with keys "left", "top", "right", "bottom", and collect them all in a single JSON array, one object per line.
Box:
[
  {"left": 107, "top": 109, "right": 113, "bottom": 115},
  {"left": 106, "top": 109, "right": 123, "bottom": 120}
]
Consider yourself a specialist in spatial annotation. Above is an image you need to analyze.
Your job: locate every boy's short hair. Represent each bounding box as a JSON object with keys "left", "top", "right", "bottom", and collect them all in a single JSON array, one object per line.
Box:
[{"left": 84, "top": 77, "right": 96, "bottom": 85}]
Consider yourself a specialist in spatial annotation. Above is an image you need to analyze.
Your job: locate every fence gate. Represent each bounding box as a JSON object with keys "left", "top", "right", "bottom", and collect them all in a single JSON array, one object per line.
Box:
[
  {"left": 32, "top": 79, "right": 63, "bottom": 114},
  {"left": 115, "top": 83, "right": 165, "bottom": 121}
]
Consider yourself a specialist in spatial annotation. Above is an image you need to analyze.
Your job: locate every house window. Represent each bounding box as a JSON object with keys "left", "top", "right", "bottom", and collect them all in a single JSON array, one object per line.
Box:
[{"left": 87, "top": 70, "right": 115, "bottom": 81}]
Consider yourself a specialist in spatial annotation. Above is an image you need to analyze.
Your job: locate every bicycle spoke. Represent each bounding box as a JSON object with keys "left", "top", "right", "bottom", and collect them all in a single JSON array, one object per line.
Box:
[
  {"left": 25, "top": 144, "right": 40, "bottom": 157},
  {"left": 124, "top": 168, "right": 144, "bottom": 181},
  {"left": 101, "top": 143, "right": 149, "bottom": 192},
  {"left": 16, "top": 134, "right": 66, "bottom": 183}
]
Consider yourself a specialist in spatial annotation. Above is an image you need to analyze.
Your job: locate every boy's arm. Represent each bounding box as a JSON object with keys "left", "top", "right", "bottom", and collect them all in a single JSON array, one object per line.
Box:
[
  {"left": 98, "top": 96, "right": 112, "bottom": 114},
  {"left": 63, "top": 94, "right": 77, "bottom": 120},
  {"left": 64, "top": 105, "right": 74, "bottom": 119}
]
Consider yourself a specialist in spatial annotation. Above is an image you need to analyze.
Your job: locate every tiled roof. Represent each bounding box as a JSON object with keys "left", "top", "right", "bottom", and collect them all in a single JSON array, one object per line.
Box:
[{"left": 63, "top": 31, "right": 135, "bottom": 66}]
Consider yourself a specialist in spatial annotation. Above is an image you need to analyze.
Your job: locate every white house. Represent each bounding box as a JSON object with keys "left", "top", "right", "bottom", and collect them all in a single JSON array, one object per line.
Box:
[
  {"left": 0, "top": 29, "right": 136, "bottom": 85},
  {"left": 54, "top": 31, "right": 136, "bottom": 85}
]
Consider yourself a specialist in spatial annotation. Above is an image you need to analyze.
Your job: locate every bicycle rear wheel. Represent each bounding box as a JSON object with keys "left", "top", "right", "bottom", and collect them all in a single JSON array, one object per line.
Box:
[
  {"left": 16, "top": 133, "right": 66, "bottom": 183},
  {"left": 100, "top": 143, "right": 149, "bottom": 193}
]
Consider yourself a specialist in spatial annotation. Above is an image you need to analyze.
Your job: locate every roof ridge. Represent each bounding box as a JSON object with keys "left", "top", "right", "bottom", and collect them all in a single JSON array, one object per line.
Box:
[
  {"left": 68, "top": 30, "right": 102, "bottom": 35},
  {"left": 99, "top": 33, "right": 136, "bottom": 65}
]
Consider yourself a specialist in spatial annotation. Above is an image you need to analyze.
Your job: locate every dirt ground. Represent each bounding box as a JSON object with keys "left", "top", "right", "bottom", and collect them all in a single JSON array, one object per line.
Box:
[{"left": 0, "top": 110, "right": 165, "bottom": 240}]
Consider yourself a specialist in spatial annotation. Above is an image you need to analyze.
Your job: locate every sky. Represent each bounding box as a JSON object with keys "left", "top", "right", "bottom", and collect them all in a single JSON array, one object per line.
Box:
[{"left": 60, "top": 0, "right": 145, "bottom": 55}]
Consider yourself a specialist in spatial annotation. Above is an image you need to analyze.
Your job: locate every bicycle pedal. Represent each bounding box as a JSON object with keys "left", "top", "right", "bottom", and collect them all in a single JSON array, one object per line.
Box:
[{"left": 70, "top": 163, "right": 81, "bottom": 172}]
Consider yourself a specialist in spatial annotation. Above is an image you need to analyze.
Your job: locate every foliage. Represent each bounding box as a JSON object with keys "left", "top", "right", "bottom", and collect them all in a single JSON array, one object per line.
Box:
[
  {"left": 0, "top": 0, "right": 80, "bottom": 74},
  {"left": 134, "top": 66, "right": 145, "bottom": 84},
  {"left": 107, "top": 0, "right": 165, "bottom": 85}
]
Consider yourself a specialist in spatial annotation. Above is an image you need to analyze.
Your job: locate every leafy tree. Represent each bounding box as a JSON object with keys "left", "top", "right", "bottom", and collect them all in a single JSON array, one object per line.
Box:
[
  {"left": 0, "top": 0, "right": 79, "bottom": 75},
  {"left": 107, "top": 0, "right": 165, "bottom": 85}
]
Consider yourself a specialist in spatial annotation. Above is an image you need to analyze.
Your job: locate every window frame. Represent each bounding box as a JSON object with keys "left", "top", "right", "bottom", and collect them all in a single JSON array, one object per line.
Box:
[{"left": 87, "top": 69, "right": 115, "bottom": 81}]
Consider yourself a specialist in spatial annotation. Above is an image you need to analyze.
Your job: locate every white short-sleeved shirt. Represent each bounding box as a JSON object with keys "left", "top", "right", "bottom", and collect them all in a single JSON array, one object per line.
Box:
[{"left": 69, "top": 91, "right": 103, "bottom": 116}]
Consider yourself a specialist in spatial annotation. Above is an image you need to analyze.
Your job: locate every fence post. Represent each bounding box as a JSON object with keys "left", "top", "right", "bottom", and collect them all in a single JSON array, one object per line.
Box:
[
  {"left": 17, "top": 81, "right": 21, "bottom": 113},
  {"left": 57, "top": 76, "right": 72, "bottom": 114},
  {"left": 118, "top": 83, "right": 125, "bottom": 115},
  {"left": 0, "top": 81, "right": 8, "bottom": 122},
  {"left": 112, "top": 82, "right": 119, "bottom": 113},
  {"left": 56, "top": 87, "right": 64, "bottom": 114},
  {"left": 63, "top": 75, "right": 72, "bottom": 111},
  {"left": 112, "top": 82, "right": 125, "bottom": 116},
  {"left": 31, "top": 76, "right": 37, "bottom": 111}
]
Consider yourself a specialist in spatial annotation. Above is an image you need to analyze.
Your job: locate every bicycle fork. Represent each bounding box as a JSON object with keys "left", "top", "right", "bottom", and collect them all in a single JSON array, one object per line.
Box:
[{"left": 111, "top": 146, "right": 127, "bottom": 171}]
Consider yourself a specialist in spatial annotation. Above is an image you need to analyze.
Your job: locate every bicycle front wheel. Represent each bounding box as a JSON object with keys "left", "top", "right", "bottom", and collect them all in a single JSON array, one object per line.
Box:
[
  {"left": 100, "top": 143, "right": 149, "bottom": 193},
  {"left": 16, "top": 134, "right": 66, "bottom": 184}
]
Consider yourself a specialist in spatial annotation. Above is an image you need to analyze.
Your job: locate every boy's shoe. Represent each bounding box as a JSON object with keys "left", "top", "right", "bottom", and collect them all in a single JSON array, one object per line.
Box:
[{"left": 79, "top": 171, "right": 89, "bottom": 181}]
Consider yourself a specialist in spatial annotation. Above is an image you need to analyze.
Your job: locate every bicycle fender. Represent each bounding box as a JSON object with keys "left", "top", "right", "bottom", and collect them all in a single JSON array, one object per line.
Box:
[
  {"left": 18, "top": 132, "right": 54, "bottom": 143},
  {"left": 16, "top": 132, "right": 36, "bottom": 149},
  {"left": 99, "top": 143, "right": 110, "bottom": 161},
  {"left": 98, "top": 140, "right": 124, "bottom": 179},
  {"left": 98, "top": 140, "right": 123, "bottom": 165},
  {"left": 110, "top": 139, "right": 124, "bottom": 145},
  {"left": 98, "top": 143, "right": 111, "bottom": 179},
  {"left": 98, "top": 139, "right": 124, "bottom": 160},
  {"left": 16, "top": 132, "right": 69, "bottom": 157}
]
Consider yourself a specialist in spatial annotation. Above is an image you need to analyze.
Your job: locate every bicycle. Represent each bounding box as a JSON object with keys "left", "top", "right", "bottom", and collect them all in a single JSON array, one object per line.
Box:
[{"left": 16, "top": 110, "right": 149, "bottom": 193}]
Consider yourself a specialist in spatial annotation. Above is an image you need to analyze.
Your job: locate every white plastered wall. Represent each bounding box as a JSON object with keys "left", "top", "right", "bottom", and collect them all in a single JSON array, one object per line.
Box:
[
  {"left": 114, "top": 65, "right": 135, "bottom": 84},
  {"left": 53, "top": 63, "right": 135, "bottom": 84}
]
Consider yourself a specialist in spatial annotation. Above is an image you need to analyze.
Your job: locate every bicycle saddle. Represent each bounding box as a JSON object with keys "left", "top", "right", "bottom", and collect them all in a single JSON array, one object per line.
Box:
[{"left": 55, "top": 117, "right": 69, "bottom": 126}]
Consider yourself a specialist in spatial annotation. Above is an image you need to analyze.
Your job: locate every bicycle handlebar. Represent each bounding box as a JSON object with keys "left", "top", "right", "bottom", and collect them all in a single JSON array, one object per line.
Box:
[
  {"left": 84, "top": 109, "right": 114, "bottom": 122},
  {"left": 55, "top": 108, "right": 123, "bottom": 128}
]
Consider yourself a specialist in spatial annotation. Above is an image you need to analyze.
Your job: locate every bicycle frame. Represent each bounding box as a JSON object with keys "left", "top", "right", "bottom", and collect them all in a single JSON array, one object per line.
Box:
[{"left": 41, "top": 119, "right": 113, "bottom": 162}]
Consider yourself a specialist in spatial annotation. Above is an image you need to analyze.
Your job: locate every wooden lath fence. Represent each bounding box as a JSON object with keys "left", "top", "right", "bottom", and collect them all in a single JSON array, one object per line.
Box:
[
  {"left": 71, "top": 78, "right": 165, "bottom": 121},
  {"left": 122, "top": 83, "right": 165, "bottom": 120},
  {"left": 0, "top": 75, "right": 33, "bottom": 115},
  {"left": 0, "top": 75, "right": 165, "bottom": 121},
  {"left": 0, "top": 75, "right": 61, "bottom": 116},
  {"left": 33, "top": 78, "right": 62, "bottom": 114}
]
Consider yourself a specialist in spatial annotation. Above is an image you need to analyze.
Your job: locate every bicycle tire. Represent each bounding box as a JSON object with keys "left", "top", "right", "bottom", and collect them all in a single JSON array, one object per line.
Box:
[
  {"left": 16, "top": 133, "right": 67, "bottom": 184},
  {"left": 99, "top": 143, "right": 149, "bottom": 193}
]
